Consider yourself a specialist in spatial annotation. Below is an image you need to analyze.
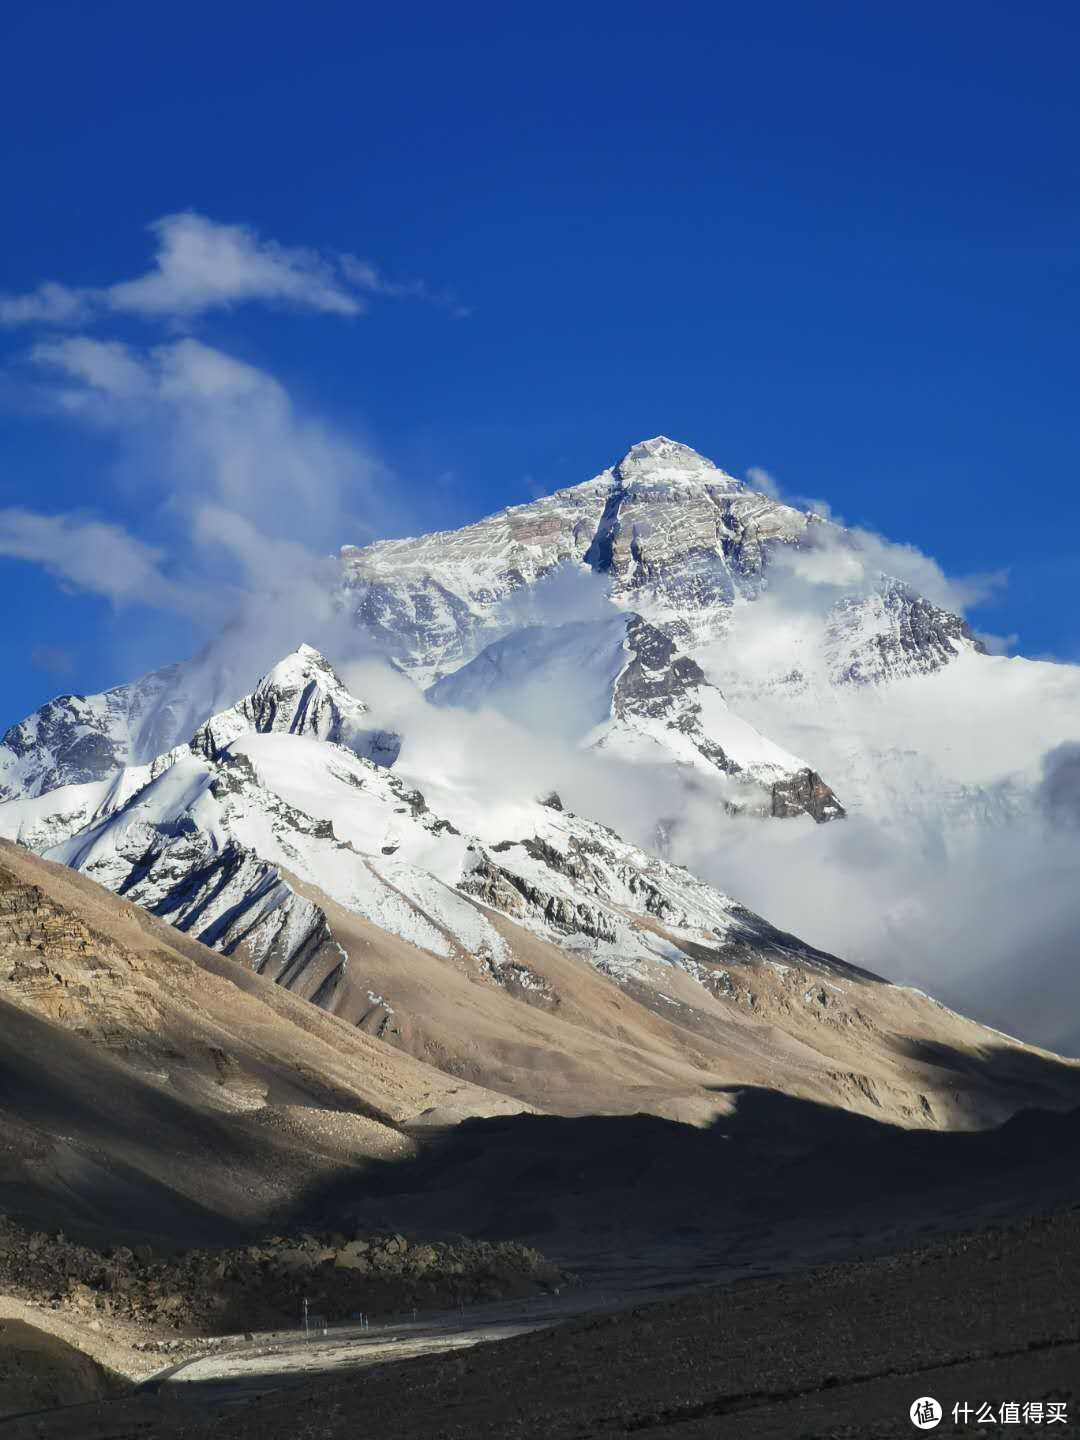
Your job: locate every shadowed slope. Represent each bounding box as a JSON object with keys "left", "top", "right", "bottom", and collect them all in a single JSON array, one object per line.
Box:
[{"left": 0, "top": 840, "right": 527, "bottom": 1244}]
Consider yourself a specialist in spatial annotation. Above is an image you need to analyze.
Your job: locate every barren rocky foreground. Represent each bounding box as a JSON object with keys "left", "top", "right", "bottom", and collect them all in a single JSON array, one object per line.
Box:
[
  {"left": 0, "top": 1216, "right": 561, "bottom": 1345},
  {"left": 2, "top": 826, "right": 1079, "bottom": 1437},
  {"left": 4, "top": 1206, "right": 1077, "bottom": 1439}
]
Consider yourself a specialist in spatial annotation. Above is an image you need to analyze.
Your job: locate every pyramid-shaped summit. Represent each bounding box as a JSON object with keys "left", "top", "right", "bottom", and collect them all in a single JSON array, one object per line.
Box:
[{"left": 613, "top": 435, "right": 742, "bottom": 490}]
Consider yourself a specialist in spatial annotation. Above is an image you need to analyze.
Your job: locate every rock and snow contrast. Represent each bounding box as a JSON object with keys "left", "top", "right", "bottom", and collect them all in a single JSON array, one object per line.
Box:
[
  {"left": 3, "top": 436, "right": 1080, "bottom": 1121},
  {"left": 3, "top": 641, "right": 1078, "bottom": 1132},
  {"left": 340, "top": 436, "right": 985, "bottom": 686},
  {"left": 430, "top": 611, "right": 843, "bottom": 821},
  {"left": 0, "top": 435, "right": 1000, "bottom": 825}
]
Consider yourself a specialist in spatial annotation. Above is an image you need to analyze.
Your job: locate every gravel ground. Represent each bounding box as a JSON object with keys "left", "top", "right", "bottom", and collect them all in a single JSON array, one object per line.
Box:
[{"left": 7, "top": 1206, "right": 1077, "bottom": 1439}]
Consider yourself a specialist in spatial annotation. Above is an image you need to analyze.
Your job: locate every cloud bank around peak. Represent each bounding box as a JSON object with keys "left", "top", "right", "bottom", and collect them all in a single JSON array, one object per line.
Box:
[
  {"left": 744, "top": 463, "right": 1009, "bottom": 629},
  {"left": 0, "top": 212, "right": 464, "bottom": 328}
]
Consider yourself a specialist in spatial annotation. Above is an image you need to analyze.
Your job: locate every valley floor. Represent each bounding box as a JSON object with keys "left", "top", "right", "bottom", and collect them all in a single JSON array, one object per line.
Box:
[{"left": 5, "top": 1206, "right": 1077, "bottom": 1440}]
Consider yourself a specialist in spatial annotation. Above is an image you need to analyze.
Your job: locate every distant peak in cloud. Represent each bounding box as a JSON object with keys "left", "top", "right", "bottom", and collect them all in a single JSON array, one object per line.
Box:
[{"left": 0, "top": 212, "right": 462, "bottom": 328}]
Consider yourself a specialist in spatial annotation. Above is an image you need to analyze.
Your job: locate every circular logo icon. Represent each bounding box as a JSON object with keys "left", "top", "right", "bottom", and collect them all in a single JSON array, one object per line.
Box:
[{"left": 910, "top": 1397, "right": 942, "bottom": 1429}]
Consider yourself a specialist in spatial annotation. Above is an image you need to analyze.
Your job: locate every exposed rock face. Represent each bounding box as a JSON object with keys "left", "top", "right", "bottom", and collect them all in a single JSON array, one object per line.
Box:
[
  {"left": 0, "top": 658, "right": 230, "bottom": 803},
  {"left": 0, "top": 837, "right": 544, "bottom": 1241},
  {"left": 20, "top": 655, "right": 853, "bottom": 1003},
  {"left": 0, "top": 867, "right": 157, "bottom": 1037},
  {"left": 339, "top": 439, "right": 771, "bottom": 681},
  {"left": 0, "top": 438, "right": 984, "bottom": 832},
  {"left": 433, "top": 611, "right": 845, "bottom": 822},
  {"left": 826, "top": 578, "right": 987, "bottom": 685},
  {"left": 584, "top": 438, "right": 789, "bottom": 625},
  {"left": 771, "top": 769, "right": 846, "bottom": 823},
  {"left": 340, "top": 436, "right": 982, "bottom": 688},
  {"left": 612, "top": 615, "right": 712, "bottom": 724},
  {"left": 1, "top": 440, "right": 1074, "bottom": 1143},
  {"left": 3, "top": 689, "right": 1080, "bottom": 1144}
]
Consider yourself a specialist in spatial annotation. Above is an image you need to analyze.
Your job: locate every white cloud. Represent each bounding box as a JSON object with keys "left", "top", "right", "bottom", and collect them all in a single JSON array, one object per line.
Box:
[
  {"left": 0, "top": 281, "right": 93, "bottom": 329},
  {"left": 496, "top": 561, "right": 614, "bottom": 631},
  {"left": 746, "top": 465, "right": 1007, "bottom": 619},
  {"left": 663, "top": 628, "right": 1080, "bottom": 1057},
  {"left": 340, "top": 253, "right": 471, "bottom": 317},
  {"left": 843, "top": 526, "right": 1007, "bottom": 614},
  {"left": 341, "top": 650, "right": 676, "bottom": 852},
  {"left": 10, "top": 328, "right": 406, "bottom": 684},
  {"left": 0, "top": 217, "right": 456, "bottom": 666},
  {"left": 667, "top": 778, "right": 1080, "bottom": 1059},
  {"left": 356, "top": 593, "right": 1080, "bottom": 1059},
  {"left": 30, "top": 334, "right": 390, "bottom": 548},
  {"left": 108, "top": 213, "right": 362, "bottom": 319},
  {"left": 974, "top": 628, "right": 1019, "bottom": 656},
  {"left": 0, "top": 213, "right": 461, "bottom": 328},
  {"left": 745, "top": 465, "right": 782, "bottom": 499},
  {"left": 32, "top": 337, "right": 152, "bottom": 399},
  {"left": 0, "top": 507, "right": 189, "bottom": 610}
]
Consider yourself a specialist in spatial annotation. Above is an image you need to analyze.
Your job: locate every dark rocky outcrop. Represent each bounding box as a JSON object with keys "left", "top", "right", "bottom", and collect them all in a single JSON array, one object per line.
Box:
[
  {"left": 0, "top": 1216, "right": 565, "bottom": 1338},
  {"left": 770, "top": 768, "right": 846, "bottom": 822}
]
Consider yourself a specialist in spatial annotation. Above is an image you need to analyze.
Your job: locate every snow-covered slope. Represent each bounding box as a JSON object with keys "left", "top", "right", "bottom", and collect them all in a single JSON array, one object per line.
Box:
[
  {"left": 3, "top": 435, "right": 1078, "bottom": 1062},
  {"left": 1, "top": 436, "right": 976, "bottom": 826},
  {"left": 25, "top": 649, "right": 836, "bottom": 994},
  {"left": 191, "top": 643, "right": 399, "bottom": 766},
  {"left": 340, "top": 436, "right": 984, "bottom": 688},
  {"left": 0, "top": 659, "right": 207, "bottom": 803},
  {"left": 429, "top": 612, "right": 844, "bottom": 822},
  {"left": 5, "top": 645, "right": 1077, "bottom": 1131}
]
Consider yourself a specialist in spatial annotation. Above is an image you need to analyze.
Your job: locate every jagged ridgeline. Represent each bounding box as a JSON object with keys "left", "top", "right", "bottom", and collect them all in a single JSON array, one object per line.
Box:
[{"left": 2, "top": 438, "right": 1078, "bottom": 1139}]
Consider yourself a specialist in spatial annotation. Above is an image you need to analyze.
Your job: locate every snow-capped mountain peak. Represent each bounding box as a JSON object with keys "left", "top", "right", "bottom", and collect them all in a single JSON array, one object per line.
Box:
[
  {"left": 337, "top": 436, "right": 993, "bottom": 693},
  {"left": 612, "top": 435, "right": 744, "bottom": 493},
  {"left": 0, "top": 435, "right": 1004, "bottom": 844},
  {"left": 4, "top": 638, "right": 1071, "bottom": 1132},
  {"left": 191, "top": 643, "right": 399, "bottom": 767}
]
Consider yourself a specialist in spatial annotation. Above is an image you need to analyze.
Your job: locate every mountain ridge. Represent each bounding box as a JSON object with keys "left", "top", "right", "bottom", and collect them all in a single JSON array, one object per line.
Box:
[
  {"left": 3, "top": 643, "right": 1077, "bottom": 1138},
  {"left": 2, "top": 433, "right": 1077, "bottom": 1069}
]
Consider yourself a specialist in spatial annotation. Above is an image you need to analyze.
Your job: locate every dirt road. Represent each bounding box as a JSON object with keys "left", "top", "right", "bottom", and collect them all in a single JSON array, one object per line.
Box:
[
  {"left": 0, "top": 1283, "right": 656, "bottom": 1437},
  {"left": 5, "top": 1209, "right": 1079, "bottom": 1439}
]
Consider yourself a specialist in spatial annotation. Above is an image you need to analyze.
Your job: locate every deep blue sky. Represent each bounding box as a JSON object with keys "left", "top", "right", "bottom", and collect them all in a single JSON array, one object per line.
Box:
[{"left": 2, "top": 0, "right": 1079, "bottom": 721}]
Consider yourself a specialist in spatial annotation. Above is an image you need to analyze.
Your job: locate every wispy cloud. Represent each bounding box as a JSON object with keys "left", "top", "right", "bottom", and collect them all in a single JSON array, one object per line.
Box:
[
  {"left": 745, "top": 463, "right": 1008, "bottom": 619},
  {"left": 0, "top": 282, "right": 93, "bottom": 329},
  {"left": 339, "top": 254, "right": 471, "bottom": 317},
  {"left": 0, "top": 213, "right": 462, "bottom": 328},
  {"left": 29, "top": 334, "right": 389, "bottom": 545},
  {"left": 32, "top": 336, "right": 153, "bottom": 399},
  {"left": 0, "top": 507, "right": 189, "bottom": 609},
  {"left": 5, "top": 328, "right": 402, "bottom": 684},
  {"left": 744, "top": 465, "right": 782, "bottom": 500}
]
